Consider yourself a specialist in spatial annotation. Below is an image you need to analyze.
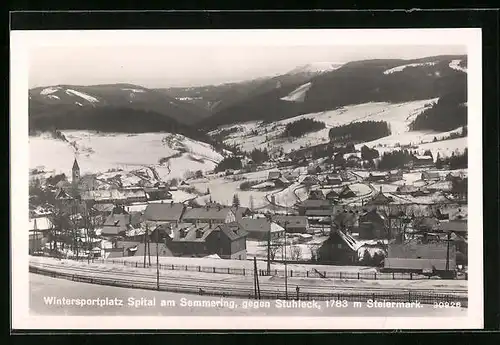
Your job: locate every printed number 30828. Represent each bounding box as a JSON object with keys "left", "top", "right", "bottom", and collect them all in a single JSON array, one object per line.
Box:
[{"left": 434, "top": 302, "right": 461, "bottom": 308}]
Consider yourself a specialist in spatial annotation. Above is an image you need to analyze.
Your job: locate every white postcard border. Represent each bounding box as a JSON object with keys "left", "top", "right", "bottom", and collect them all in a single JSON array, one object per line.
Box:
[{"left": 10, "top": 28, "right": 483, "bottom": 330}]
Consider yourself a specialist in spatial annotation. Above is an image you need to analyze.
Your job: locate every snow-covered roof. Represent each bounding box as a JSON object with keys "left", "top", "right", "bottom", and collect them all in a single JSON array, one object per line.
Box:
[{"left": 415, "top": 155, "right": 433, "bottom": 160}]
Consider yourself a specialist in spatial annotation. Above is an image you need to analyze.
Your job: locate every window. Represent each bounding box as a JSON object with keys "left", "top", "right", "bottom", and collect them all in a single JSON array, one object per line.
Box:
[{"left": 337, "top": 244, "right": 342, "bottom": 249}]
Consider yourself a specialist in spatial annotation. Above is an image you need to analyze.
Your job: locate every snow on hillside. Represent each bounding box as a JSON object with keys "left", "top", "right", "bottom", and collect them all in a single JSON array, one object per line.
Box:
[
  {"left": 29, "top": 131, "right": 225, "bottom": 181},
  {"left": 449, "top": 59, "right": 467, "bottom": 73},
  {"left": 289, "top": 62, "right": 344, "bottom": 74},
  {"left": 65, "top": 89, "right": 99, "bottom": 103},
  {"left": 40, "top": 87, "right": 60, "bottom": 95},
  {"left": 355, "top": 126, "right": 464, "bottom": 155},
  {"left": 280, "top": 82, "right": 312, "bottom": 102},
  {"left": 47, "top": 95, "right": 60, "bottom": 100},
  {"left": 217, "top": 99, "right": 438, "bottom": 155},
  {"left": 121, "top": 88, "right": 145, "bottom": 93},
  {"left": 383, "top": 61, "right": 438, "bottom": 75},
  {"left": 417, "top": 137, "right": 468, "bottom": 159}
]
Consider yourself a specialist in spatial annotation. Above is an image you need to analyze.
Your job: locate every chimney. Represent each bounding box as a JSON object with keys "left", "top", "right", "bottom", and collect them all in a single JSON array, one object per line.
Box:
[
  {"left": 171, "top": 201, "right": 174, "bottom": 207},
  {"left": 380, "top": 186, "right": 382, "bottom": 193}
]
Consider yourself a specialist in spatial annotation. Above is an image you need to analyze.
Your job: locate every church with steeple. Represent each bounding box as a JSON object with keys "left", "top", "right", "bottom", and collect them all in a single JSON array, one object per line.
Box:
[{"left": 72, "top": 157, "right": 80, "bottom": 186}]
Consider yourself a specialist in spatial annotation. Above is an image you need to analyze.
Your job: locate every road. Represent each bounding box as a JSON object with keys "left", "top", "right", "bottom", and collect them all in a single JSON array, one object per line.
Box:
[{"left": 30, "top": 273, "right": 467, "bottom": 317}]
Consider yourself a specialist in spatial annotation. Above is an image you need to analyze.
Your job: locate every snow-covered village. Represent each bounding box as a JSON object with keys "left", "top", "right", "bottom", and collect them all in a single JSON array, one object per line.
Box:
[{"left": 25, "top": 41, "right": 471, "bottom": 318}]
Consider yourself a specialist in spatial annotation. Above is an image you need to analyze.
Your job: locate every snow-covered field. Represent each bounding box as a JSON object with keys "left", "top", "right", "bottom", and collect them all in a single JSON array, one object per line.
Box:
[
  {"left": 29, "top": 131, "right": 226, "bottom": 181},
  {"left": 188, "top": 175, "right": 271, "bottom": 208}
]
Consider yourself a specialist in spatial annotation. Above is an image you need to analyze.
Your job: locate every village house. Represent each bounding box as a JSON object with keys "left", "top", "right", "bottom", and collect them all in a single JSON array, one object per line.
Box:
[
  {"left": 301, "top": 175, "right": 320, "bottom": 186},
  {"left": 231, "top": 206, "right": 252, "bottom": 222},
  {"left": 282, "top": 171, "right": 300, "bottom": 182},
  {"left": 445, "top": 172, "right": 465, "bottom": 181},
  {"left": 317, "top": 229, "right": 360, "bottom": 264},
  {"left": 297, "top": 199, "right": 331, "bottom": 216},
  {"left": 121, "top": 187, "right": 148, "bottom": 204},
  {"left": 325, "top": 174, "right": 343, "bottom": 186},
  {"left": 103, "top": 239, "right": 173, "bottom": 259},
  {"left": 163, "top": 222, "right": 248, "bottom": 260},
  {"left": 421, "top": 171, "right": 441, "bottom": 181},
  {"left": 339, "top": 171, "right": 350, "bottom": 181},
  {"left": 366, "top": 172, "right": 387, "bottom": 182},
  {"left": 55, "top": 188, "right": 73, "bottom": 201},
  {"left": 325, "top": 190, "right": 340, "bottom": 201},
  {"left": 29, "top": 217, "right": 53, "bottom": 253},
  {"left": 346, "top": 155, "right": 362, "bottom": 167},
  {"left": 278, "top": 158, "right": 294, "bottom": 168},
  {"left": 338, "top": 185, "right": 356, "bottom": 199},
  {"left": 305, "top": 209, "right": 332, "bottom": 225},
  {"left": 365, "top": 187, "right": 394, "bottom": 206},
  {"left": 410, "top": 188, "right": 431, "bottom": 197},
  {"left": 386, "top": 170, "right": 404, "bottom": 182},
  {"left": 158, "top": 223, "right": 210, "bottom": 257},
  {"left": 268, "top": 171, "right": 282, "bottom": 181},
  {"left": 426, "top": 180, "right": 453, "bottom": 193},
  {"left": 238, "top": 218, "right": 285, "bottom": 241},
  {"left": 437, "top": 219, "right": 467, "bottom": 235},
  {"left": 307, "top": 165, "right": 322, "bottom": 175},
  {"left": 182, "top": 204, "right": 236, "bottom": 225},
  {"left": 273, "top": 215, "right": 310, "bottom": 234},
  {"left": 144, "top": 202, "right": 186, "bottom": 226},
  {"left": 308, "top": 189, "right": 326, "bottom": 200},
  {"left": 413, "top": 155, "right": 434, "bottom": 167},
  {"left": 436, "top": 206, "right": 467, "bottom": 221},
  {"left": 274, "top": 176, "right": 292, "bottom": 188},
  {"left": 101, "top": 210, "right": 143, "bottom": 238},
  {"left": 382, "top": 243, "right": 456, "bottom": 278},
  {"left": 144, "top": 187, "right": 172, "bottom": 201},
  {"left": 210, "top": 222, "right": 248, "bottom": 259},
  {"left": 357, "top": 209, "right": 389, "bottom": 240},
  {"left": 80, "top": 189, "right": 128, "bottom": 205},
  {"left": 395, "top": 184, "right": 418, "bottom": 195}
]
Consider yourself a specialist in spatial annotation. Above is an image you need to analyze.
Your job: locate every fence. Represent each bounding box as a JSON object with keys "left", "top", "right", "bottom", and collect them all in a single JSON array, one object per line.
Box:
[
  {"left": 29, "top": 265, "right": 468, "bottom": 307},
  {"left": 87, "top": 258, "right": 465, "bottom": 280}
]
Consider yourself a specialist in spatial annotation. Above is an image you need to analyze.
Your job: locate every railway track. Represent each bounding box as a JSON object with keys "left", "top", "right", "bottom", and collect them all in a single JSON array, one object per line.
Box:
[{"left": 29, "top": 261, "right": 467, "bottom": 296}]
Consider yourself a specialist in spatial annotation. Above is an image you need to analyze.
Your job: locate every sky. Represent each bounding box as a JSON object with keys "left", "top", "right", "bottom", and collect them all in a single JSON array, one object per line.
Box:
[{"left": 29, "top": 45, "right": 467, "bottom": 89}]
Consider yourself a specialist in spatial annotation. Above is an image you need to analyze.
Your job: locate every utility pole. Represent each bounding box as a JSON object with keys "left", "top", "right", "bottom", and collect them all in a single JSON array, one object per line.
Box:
[
  {"left": 445, "top": 231, "right": 451, "bottom": 272},
  {"left": 254, "top": 256, "right": 261, "bottom": 299},
  {"left": 148, "top": 231, "right": 151, "bottom": 267},
  {"left": 253, "top": 256, "right": 258, "bottom": 299},
  {"left": 284, "top": 221, "right": 289, "bottom": 300},
  {"left": 143, "top": 224, "right": 147, "bottom": 268},
  {"left": 266, "top": 213, "right": 271, "bottom": 275},
  {"left": 156, "top": 226, "right": 160, "bottom": 290},
  {"left": 32, "top": 218, "right": 38, "bottom": 255}
]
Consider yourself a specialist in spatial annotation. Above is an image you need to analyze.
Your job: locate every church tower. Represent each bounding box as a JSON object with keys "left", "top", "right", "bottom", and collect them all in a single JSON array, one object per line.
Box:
[{"left": 72, "top": 157, "right": 80, "bottom": 185}]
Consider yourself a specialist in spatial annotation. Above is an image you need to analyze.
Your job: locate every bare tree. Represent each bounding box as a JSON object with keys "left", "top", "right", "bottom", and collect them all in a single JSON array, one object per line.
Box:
[
  {"left": 307, "top": 243, "right": 320, "bottom": 261},
  {"left": 269, "top": 241, "right": 283, "bottom": 260},
  {"left": 380, "top": 204, "right": 413, "bottom": 242},
  {"left": 290, "top": 246, "right": 302, "bottom": 261}
]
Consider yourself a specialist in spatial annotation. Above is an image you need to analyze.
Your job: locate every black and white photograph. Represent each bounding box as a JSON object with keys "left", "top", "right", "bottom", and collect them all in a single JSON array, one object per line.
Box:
[{"left": 11, "top": 28, "right": 483, "bottom": 329}]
